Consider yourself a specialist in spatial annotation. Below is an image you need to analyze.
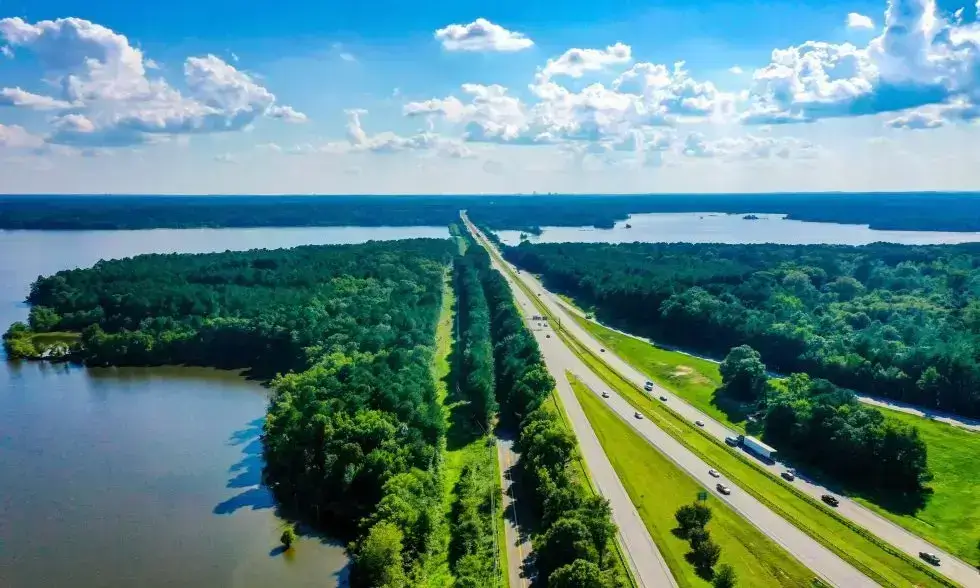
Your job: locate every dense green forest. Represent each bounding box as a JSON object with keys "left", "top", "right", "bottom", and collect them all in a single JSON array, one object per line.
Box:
[
  {"left": 3, "top": 240, "right": 464, "bottom": 584},
  {"left": 720, "top": 346, "right": 931, "bottom": 499},
  {"left": 466, "top": 244, "right": 625, "bottom": 587},
  {"left": 4, "top": 192, "right": 980, "bottom": 232},
  {"left": 505, "top": 241, "right": 980, "bottom": 419}
]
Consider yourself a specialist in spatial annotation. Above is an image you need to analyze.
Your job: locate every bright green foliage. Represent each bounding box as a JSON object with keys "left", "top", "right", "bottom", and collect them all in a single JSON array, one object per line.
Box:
[
  {"left": 719, "top": 345, "right": 768, "bottom": 402},
  {"left": 448, "top": 458, "right": 501, "bottom": 587},
  {"left": 10, "top": 240, "right": 457, "bottom": 585},
  {"left": 455, "top": 252, "right": 498, "bottom": 431},
  {"left": 505, "top": 241, "right": 980, "bottom": 418},
  {"left": 280, "top": 525, "right": 297, "bottom": 549},
  {"left": 712, "top": 564, "right": 737, "bottom": 588},
  {"left": 674, "top": 502, "right": 712, "bottom": 539},
  {"left": 463, "top": 244, "right": 624, "bottom": 588},
  {"left": 548, "top": 559, "right": 606, "bottom": 588}
]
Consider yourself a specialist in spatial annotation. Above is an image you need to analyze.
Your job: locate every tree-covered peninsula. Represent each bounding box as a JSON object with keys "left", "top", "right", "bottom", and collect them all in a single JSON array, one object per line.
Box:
[{"left": 4, "top": 239, "right": 465, "bottom": 584}]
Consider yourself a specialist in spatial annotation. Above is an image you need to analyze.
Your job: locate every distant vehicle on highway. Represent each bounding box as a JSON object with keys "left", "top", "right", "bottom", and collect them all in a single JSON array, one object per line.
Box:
[
  {"left": 821, "top": 494, "right": 839, "bottom": 507},
  {"left": 659, "top": 395, "right": 668, "bottom": 401},
  {"left": 708, "top": 469, "right": 720, "bottom": 478},
  {"left": 601, "top": 391, "right": 610, "bottom": 398},
  {"left": 644, "top": 381, "right": 654, "bottom": 391},
  {"left": 695, "top": 420, "right": 705, "bottom": 427},
  {"left": 545, "top": 334, "right": 551, "bottom": 338},
  {"left": 634, "top": 412, "right": 643, "bottom": 419},
  {"left": 600, "top": 348, "right": 605, "bottom": 352},
  {"left": 919, "top": 552, "right": 941, "bottom": 566},
  {"left": 716, "top": 484, "right": 731, "bottom": 495},
  {"left": 724, "top": 436, "right": 739, "bottom": 447},
  {"left": 781, "top": 471, "right": 795, "bottom": 482}
]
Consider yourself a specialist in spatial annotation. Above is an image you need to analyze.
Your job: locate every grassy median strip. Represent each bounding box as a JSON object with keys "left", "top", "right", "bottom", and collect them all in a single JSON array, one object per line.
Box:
[
  {"left": 470, "top": 234, "right": 954, "bottom": 588},
  {"left": 560, "top": 332, "right": 953, "bottom": 588},
  {"left": 570, "top": 372, "right": 816, "bottom": 588},
  {"left": 570, "top": 308, "right": 980, "bottom": 567}
]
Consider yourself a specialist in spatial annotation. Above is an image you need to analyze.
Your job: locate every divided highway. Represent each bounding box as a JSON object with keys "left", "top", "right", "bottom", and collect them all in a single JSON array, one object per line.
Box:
[
  {"left": 473, "top": 219, "right": 980, "bottom": 588},
  {"left": 463, "top": 215, "right": 875, "bottom": 588}
]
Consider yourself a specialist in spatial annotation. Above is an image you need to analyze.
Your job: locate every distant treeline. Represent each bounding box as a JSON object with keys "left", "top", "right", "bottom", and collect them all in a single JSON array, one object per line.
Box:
[
  {"left": 4, "top": 192, "right": 980, "bottom": 232},
  {"left": 505, "top": 241, "right": 980, "bottom": 419}
]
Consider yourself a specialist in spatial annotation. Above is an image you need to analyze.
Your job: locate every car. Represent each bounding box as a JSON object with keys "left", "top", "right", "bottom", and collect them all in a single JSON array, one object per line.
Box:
[
  {"left": 724, "top": 436, "right": 739, "bottom": 447},
  {"left": 643, "top": 381, "right": 654, "bottom": 391},
  {"left": 716, "top": 484, "right": 731, "bottom": 495},
  {"left": 600, "top": 348, "right": 606, "bottom": 353},
  {"left": 919, "top": 552, "right": 941, "bottom": 566},
  {"left": 695, "top": 420, "right": 705, "bottom": 427},
  {"left": 634, "top": 412, "right": 643, "bottom": 419},
  {"left": 781, "top": 471, "right": 795, "bottom": 482},
  {"left": 821, "top": 494, "right": 839, "bottom": 507},
  {"left": 659, "top": 395, "right": 668, "bottom": 402},
  {"left": 708, "top": 469, "right": 720, "bottom": 478},
  {"left": 601, "top": 391, "right": 610, "bottom": 398},
  {"left": 545, "top": 334, "right": 551, "bottom": 338}
]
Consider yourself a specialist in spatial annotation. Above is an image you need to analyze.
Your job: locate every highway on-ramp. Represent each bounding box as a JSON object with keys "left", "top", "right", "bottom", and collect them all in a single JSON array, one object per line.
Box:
[
  {"left": 474, "top": 218, "right": 980, "bottom": 588},
  {"left": 464, "top": 215, "right": 877, "bottom": 588}
]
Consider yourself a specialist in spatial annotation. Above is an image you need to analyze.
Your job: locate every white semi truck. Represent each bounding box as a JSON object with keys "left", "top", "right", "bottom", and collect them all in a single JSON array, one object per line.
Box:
[{"left": 726, "top": 434, "right": 777, "bottom": 461}]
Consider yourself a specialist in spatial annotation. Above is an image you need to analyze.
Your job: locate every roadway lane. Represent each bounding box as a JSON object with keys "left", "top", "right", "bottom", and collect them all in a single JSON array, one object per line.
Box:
[
  {"left": 473, "top": 219, "right": 980, "bottom": 588},
  {"left": 480, "top": 229, "right": 677, "bottom": 588},
  {"left": 497, "top": 436, "right": 532, "bottom": 588},
  {"left": 466, "top": 217, "right": 876, "bottom": 587}
]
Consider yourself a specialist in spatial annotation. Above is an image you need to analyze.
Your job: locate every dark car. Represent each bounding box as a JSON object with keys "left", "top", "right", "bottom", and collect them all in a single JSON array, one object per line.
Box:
[
  {"left": 716, "top": 484, "right": 731, "bottom": 495},
  {"left": 919, "top": 552, "right": 941, "bottom": 566},
  {"left": 821, "top": 494, "right": 839, "bottom": 507},
  {"left": 781, "top": 471, "right": 795, "bottom": 482}
]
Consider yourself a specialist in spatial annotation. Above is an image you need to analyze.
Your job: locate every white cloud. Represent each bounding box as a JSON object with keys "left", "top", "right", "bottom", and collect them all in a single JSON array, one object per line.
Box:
[
  {"left": 682, "top": 132, "right": 817, "bottom": 160},
  {"left": 0, "top": 87, "right": 74, "bottom": 110},
  {"left": 729, "top": 65, "right": 744, "bottom": 74},
  {"left": 435, "top": 18, "right": 533, "bottom": 52},
  {"left": 214, "top": 153, "right": 237, "bottom": 164},
  {"left": 743, "top": 0, "right": 980, "bottom": 128},
  {"left": 0, "top": 123, "right": 44, "bottom": 150},
  {"left": 847, "top": 13, "right": 875, "bottom": 30},
  {"left": 267, "top": 104, "right": 308, "bottom": 122},
  {"left": 0, "top": 17, "right": 306, "bottom": 147},
  {"left": 339, "top": 52, "right": 356, "bottom": 62},
  {"left": 0, "top": 45, "right": 12, "bottom": 58},
  {"left": 538, "top": 43, "right": 631, "bottom": 80}
]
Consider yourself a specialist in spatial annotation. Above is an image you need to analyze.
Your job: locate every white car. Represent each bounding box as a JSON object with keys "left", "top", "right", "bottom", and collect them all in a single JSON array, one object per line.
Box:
[
  {"left": 634, "top": 412, "right": 643, "bottom": 419},
  {"left": 695, "top": 420, "right": 705, "bottom": 427},
  {"left": 708, "top": 469, "right": 720, "bottom": 478}
]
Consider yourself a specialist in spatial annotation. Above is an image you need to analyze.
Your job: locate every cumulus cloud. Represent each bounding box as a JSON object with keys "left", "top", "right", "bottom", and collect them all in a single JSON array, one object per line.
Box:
[
  {"left": 729, "top": 65, "right": 744, "bottom": 74},
  {"left": 538, "top": 43, "right": 632, "bottom": 80},
  {"left": 0, "top": 87, "right": 74, "bottom": 109},
  {"left": 0, "top": 123, "right": 44, "bottom": 150},
  {"left": 435, "top": 18, "right": 533, "bottom": 52},
  {"left": 316, "top": 109, "right": 475, "bottom": 158},
  {"left": 847, "top": 13, "right": 875, "bottom": 30},
  {"left": 743, "top": 0, "right": 980, "bottom": 127},
  {"left": 0, "top": 17, "right": 306, "bottom": 148}
]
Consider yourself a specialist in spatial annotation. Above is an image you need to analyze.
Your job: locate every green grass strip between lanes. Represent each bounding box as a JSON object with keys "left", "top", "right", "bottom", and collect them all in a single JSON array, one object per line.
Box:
[{"left": 570, "top": 372, "right": 819, "bottom": 588}]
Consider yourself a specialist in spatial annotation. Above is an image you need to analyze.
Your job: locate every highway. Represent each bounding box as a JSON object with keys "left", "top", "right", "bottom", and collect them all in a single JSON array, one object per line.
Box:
[
  {"left": 463, "top": 215, "right": 875, "bottom": 588},
  {"left": 552, "top": 295, "right": 980, "bottom": 434},
  {"left": 497, "top": 436, "right": 532, "bottom": 588},
  {"left": 474, "top": 219, "right": 980, "bottom": 588}
]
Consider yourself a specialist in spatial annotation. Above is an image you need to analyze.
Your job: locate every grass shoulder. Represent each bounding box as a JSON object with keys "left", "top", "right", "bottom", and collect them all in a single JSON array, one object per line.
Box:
[
  {"left": 558, "top": 330, "right": 950, "bottom": 588},
  {"left": 570, "top": 372, "right": 816, "bottom": 588}
]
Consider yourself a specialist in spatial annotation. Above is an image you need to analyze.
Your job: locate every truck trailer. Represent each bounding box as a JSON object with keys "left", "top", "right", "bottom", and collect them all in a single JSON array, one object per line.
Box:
[{"left": 736, "top": 435, "right": 777, "bottom": 461}]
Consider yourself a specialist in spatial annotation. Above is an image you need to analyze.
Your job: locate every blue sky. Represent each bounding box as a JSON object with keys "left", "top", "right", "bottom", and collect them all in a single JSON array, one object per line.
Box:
[{"left": 0, "top": 0, "right": 978, "bottom": 193}]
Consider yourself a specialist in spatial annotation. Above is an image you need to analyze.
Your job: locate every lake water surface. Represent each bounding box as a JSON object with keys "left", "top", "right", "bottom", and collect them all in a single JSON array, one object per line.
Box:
[
  {"left": 0, "top": 226, "right": 447, "bottom": 588},
  {"left": 495, "top": 213, "right": 980, "bottom": 246}
]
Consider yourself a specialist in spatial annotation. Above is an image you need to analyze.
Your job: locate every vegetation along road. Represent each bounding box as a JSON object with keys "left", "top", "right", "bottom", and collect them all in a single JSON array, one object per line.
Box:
[
  {"left": 490, "top": 234, "right": 980, "bottom": 588},
  {"left": 465, "top": 214, "right": 885, "bottom": 587}
]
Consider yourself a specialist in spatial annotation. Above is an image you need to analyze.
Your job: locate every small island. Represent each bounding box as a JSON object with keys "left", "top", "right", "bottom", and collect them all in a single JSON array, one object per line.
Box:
[
  {"left": 624, "top": 223, "right": 632, "bottom": 229},
  {"left": 742, "top": 214, "right": 761, "bottom": 220}
]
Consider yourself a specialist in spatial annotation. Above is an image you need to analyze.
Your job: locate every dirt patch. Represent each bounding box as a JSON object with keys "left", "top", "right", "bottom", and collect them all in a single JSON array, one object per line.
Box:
[{"left": 669, "top": 365, "right": 711, "bottom": 385}]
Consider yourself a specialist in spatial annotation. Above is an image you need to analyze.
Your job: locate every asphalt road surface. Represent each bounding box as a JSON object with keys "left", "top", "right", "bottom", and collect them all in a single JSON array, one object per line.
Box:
[
  {"left": 497, "top": 436, "right": 533, "bottom": 588},
  {"left": 471, "top": 218, "right": 980, "bottom": 588},
  {"left": 465, "top": 215, "right": 876, "bottom": 587}
]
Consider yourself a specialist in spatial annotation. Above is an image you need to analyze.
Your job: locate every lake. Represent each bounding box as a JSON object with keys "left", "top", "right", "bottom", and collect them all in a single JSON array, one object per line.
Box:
[
  {"left": 494, "top": 213, "right": 980, "bottom": 246},
  {"left": 0, "top": 225, "right": 448, "bottom": 588}
]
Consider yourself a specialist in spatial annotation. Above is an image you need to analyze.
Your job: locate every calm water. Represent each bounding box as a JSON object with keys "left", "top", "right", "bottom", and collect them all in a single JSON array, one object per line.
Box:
[
  {"left": 495, "top": 213, "right": 980, "bottom": 246},
  {"left": 0, "top": 226, "right": 447, "bottom": 588}
]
